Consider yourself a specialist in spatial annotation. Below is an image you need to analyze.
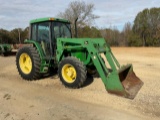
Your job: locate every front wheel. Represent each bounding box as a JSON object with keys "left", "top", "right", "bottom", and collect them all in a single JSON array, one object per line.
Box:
[{"left": 58, "top": 57, "right": 87, "bottom": 88}]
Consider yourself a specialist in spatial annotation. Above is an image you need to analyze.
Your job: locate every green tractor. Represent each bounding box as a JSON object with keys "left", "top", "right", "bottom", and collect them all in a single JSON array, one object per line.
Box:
[
  {"left": 16, "top": 17, "right": 143, "bottom": 99},
  {"left": 0, "top": 44, "right": 12, "bottom": 56}
]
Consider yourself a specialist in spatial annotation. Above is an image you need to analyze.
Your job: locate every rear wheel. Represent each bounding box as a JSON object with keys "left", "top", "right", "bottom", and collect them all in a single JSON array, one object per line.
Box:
[
  {"left": 16, "top": 46, "right": 41, "bottom": 80},
  {"left": 58, "top": 57, "right": 87, "bottom": 88}
]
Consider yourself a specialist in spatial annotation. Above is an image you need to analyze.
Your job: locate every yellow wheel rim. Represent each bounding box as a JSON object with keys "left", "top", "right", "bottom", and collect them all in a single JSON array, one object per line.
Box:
[
  {"left": 19, "top": 53, "right": 32, "bottom": 74},
  {"left": 62, "top": 64, "right": 77, "bottom": 83}
]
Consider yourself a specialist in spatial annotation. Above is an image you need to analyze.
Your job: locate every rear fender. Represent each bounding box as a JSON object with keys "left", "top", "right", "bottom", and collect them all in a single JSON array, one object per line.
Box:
[
  {"left": 24, "top": 40, "right": 49, "bottom": 73},
  {"left": 24, "top": 40, "right": 45, "bottom": 59}
]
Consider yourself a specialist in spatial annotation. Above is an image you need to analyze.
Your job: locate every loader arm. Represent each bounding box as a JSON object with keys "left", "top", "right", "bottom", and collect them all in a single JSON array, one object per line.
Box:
[{"left": 56, "top": 38, "right": 143, "bottom": 99}]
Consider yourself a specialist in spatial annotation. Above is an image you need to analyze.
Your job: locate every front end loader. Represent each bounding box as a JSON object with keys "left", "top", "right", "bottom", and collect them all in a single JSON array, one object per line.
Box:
[
  {"left": 16, "top": 17, "right": 143, "bottom": 99},
  {"left": 56, "top": 38, "right": 143, "bottom": 99}
]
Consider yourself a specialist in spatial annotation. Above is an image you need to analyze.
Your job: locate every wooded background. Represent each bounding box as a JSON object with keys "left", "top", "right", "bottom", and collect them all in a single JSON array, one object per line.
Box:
[{"left": 0, "top": 1, "right": 160, "bottom": 47}]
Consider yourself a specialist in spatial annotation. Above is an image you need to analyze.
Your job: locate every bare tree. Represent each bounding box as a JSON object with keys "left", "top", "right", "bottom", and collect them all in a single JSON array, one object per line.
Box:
[
  {"left": 57, "top": 1, "right": 99, "bottom": 36},
  {"left": 122, "top": 22, "right": 132, "bottom": 46}
]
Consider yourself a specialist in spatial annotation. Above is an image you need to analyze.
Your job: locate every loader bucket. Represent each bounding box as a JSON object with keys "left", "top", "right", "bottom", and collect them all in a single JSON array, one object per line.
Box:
[{"left": 107, "top": 64, "right": 143, "bottom": 99}]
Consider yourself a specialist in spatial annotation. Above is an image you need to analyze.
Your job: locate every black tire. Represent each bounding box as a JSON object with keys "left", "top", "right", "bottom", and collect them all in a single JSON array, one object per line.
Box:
[
  {"left": 58, "top": 57, "right": 87, "bottom": 88},
  {"left": 87, "top": 57, "right": 105, "bottom": 77},
  {"left": 16, "top": 46, "right": 41, "bottom": 80}
]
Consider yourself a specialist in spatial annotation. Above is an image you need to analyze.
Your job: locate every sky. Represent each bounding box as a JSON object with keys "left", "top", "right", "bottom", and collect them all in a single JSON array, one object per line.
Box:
[{"left": 0, "top": 0, "right": 160, "bottom": 31}]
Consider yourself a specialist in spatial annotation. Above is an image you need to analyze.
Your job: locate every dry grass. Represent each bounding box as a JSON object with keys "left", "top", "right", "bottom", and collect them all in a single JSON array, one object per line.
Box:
[{"left": 0, "top": 47, "right": 160, "bottom": 120}]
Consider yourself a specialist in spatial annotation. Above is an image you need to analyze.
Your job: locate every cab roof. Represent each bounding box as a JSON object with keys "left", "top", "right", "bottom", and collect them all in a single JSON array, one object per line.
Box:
[{"left": 30, "top": 17, "right": 70, "bottom": 24}]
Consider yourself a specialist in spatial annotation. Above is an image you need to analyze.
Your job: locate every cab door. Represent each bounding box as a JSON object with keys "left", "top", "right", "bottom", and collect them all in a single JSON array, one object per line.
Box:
[
  {"left": 38, "top": 22, "right": 52, "bottom": 57},
  {"left": 31, "top": 22, "right": 52, "bottom": 58}
]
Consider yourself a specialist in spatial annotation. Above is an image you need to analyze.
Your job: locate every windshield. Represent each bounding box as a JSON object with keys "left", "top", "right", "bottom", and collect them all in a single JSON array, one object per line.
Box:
[{"left": 52, "top": 22, "right": 71, "bottom": 39}]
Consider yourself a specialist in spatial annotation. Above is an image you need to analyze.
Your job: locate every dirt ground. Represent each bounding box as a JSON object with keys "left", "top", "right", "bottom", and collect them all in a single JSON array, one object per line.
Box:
[{"left": 0, "top": 47, "right": 160, "bottom": 120}]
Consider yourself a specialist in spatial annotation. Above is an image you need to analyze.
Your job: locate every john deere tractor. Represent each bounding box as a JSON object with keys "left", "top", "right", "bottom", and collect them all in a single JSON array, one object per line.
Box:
[
  {"left": 16, "top": 17, "right": 143, "bottom": 99},
  {"left": 0, "top": 44, "right": 12, "bottom": 56}
]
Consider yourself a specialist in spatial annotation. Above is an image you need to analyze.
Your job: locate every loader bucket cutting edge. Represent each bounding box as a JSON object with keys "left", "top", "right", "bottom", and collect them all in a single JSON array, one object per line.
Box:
[{"left": 107, "top": 64, "right": 143, "bottom": 99}]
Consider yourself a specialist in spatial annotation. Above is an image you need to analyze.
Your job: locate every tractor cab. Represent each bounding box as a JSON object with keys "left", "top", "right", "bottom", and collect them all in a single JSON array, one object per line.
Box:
[{"left": 29, "top": 17, "right": 72, "bottom": 58}]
